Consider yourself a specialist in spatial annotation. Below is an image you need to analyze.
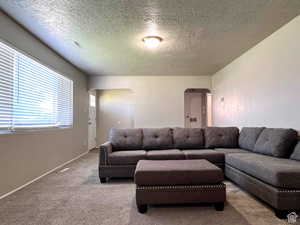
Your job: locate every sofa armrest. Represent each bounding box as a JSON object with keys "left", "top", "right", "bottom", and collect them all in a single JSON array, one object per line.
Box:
[{"left": 99, "top": 142, "right": 113, "bottom": 166}]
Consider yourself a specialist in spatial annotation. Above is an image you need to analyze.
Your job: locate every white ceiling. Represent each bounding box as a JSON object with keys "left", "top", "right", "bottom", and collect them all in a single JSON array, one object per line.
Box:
[{"left": 1, "top": 0, "right": 300, "bottom": 76}]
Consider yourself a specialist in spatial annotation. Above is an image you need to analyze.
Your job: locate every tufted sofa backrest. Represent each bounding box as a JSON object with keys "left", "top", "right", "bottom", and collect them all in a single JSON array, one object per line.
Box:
[
  {"left": 108, "top": 127, "right": 299, "bottom": 155},
  {"left": 254, "top": 128, "right": 298, "bottom": 158},
  {"left": 109, "top": 128, "right": 143, "bottom": 150},
  {"left": 204, "top": 127, "right": 239, "bottom": 148},
  {"left": 142, "top": 128, "right": 173, "bottom": 150},
  {"left": 173, "top": 127, "right": 204, "bottom": 149},
  {"left": 238, "top": 127, "right": 265, "bottom": 151}
]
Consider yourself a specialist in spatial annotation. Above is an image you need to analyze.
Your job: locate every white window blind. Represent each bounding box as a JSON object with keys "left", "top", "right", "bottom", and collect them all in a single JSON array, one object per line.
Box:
[
  {"left": 0, "top": 42, "right": 14, "bottom": 129},
  {"left": 0, "top": 41, "right": 73, "bottom": 132}
]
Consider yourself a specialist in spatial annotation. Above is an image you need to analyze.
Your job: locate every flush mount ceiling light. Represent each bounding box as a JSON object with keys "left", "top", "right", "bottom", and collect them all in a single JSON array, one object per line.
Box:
[{"left": 142, "top": 36, "right": 163, "bottom": 48}]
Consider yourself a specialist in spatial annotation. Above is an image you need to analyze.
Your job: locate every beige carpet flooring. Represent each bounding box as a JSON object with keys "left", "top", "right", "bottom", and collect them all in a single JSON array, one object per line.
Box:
[{"left": 0, "top": 150, "right": 292, "bottom": 225}]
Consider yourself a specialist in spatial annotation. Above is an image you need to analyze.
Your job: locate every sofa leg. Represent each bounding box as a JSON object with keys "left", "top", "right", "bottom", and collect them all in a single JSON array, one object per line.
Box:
[
  {"left": 137, "top": 204, "right": 147, "bottom": 214},
  {"left": 100, "top": 177, "right": 107, "bottom": 183},
  {"left": 214, "top": 202, "right": 224, "bottom": 211},
  {"left": 274, "top": 209, "right": 289, "bottom": 219}
]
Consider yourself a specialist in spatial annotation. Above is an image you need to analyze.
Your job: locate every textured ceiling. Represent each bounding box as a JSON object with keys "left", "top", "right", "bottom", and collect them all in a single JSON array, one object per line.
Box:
[{"left": 1, "top": 0, "right": 300, "bottom": 76}]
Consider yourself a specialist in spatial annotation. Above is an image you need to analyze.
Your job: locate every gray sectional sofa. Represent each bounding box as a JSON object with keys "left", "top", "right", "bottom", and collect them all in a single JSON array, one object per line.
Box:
[{"left": 99, "top": 127, "right": 300, "bottom": 218}]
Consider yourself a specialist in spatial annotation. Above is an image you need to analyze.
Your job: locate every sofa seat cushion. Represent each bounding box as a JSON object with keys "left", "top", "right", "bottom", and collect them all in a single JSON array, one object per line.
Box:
[
  {"left": 239, "top": 127, "right": 265, "bottom": 151},
  {"left": 173, "top": 128, "right": 204, "bottom": 149},
  {"left": 226, "top": 153, "right": 300, "bottom": 189},
  {"left": 204, "top": 127, "right": 239, "bottom": 148},
  {"left": 214, "top": 148, "right": 250, "bottom": 154},
  {"left": 146, "top": 149, "right": 185, "bottom": 160},
  {"left": 109, "top": 128, "right": 143, "bottom": 150},
  {"left": 290, "top": 141, "right": 300, "bottom": 161},
  {"left": 254, "top": 128, "right": 298, "bottom": 158},
  {"left": 135, "top": 159, "right": 223, "bottom": 186},
  {"left": 143, "top": 128, "right": 173, "bottom": 150},
  {"left": 183, "top": 150, "right": 224, "bottom": 163},
  {"left": 108, "top": 150, "right": 146, "bottom": 165}
]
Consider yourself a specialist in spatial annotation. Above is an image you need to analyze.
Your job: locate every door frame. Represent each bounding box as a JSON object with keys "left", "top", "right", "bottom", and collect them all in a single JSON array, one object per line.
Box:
[{"left": 88, "top": 91, "right": 97, "bottom": 150}]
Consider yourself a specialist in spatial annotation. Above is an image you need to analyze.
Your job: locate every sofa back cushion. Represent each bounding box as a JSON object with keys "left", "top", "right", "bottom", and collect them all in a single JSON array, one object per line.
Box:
[
  {"left": 143, "top": 128, "right": 173, "bottom": 150},
  {"left": 204, "top": 127, "right": 239, "bottom": 148},
  {"left": 239, "top": 127, "right": 265, "bottom": 151},
  {"left": 290, "top": 141, "right": 300, "bottom": 161},
  {"left": 109, "top": 128, "right": 143, "bottom": 150},
  {"left": 254, "top": 128, "right": 298, "bottom": 158},
  {"left": 173, "top": 128, "right": 204, "bottom": 149}
]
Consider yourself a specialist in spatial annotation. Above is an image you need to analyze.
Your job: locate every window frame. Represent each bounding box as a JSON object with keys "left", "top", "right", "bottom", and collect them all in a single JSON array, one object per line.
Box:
[{"left": 0, "top": 39, "right": 74, "bottom": 134}]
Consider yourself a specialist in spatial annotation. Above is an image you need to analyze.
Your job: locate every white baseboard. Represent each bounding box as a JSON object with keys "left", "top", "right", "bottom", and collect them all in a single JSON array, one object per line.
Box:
[{"left": 0, "top": 150, "right": 89, "bottom": 200}]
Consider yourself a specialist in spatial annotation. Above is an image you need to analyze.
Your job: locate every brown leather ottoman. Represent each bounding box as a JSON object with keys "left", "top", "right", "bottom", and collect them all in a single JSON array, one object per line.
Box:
[{"left": 134, "top": 159, "right": 226, "bottom": 213}]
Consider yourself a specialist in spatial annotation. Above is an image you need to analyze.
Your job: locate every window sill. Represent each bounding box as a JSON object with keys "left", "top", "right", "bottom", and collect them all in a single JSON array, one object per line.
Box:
[{"left": 0, "top": 126, "right": 73, "bottom": 135}]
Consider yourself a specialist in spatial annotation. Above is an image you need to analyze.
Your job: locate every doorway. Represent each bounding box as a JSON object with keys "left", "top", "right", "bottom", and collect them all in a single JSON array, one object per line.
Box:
[
  {"left": 88, "top": 91, "right": 97, "bottom": 150},
  {"left": 184, "top": 89, "right": 212, "bottom": 128}
]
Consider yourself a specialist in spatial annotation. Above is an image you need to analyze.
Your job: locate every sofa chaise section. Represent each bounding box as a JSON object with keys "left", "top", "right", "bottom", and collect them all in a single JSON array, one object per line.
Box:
[
  {"left": 225, "top": 164, "right": 300, "bottom": 217},
  {"left": 226, "top": 153, "right": 300, "bottom": 189},
  {"left": 225, "top": 128, "right": 299, "bottom": 217}
]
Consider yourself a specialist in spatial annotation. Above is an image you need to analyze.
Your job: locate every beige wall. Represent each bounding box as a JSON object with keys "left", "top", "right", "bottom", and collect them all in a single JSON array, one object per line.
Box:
[
  {"left": 97, "top": 89, "right": 134, "bottom": 144},
  {"left": 0, "top": 11, "right": 89, "bottom": 197},
  {"left": 89, "top": 76, "right": 212, "bottom": 129},
  {"left": 212, "top": 16, "right": 300, "bottom": 132}
]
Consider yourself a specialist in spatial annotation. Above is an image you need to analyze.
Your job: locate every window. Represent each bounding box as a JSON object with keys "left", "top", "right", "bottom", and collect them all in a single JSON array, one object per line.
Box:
[
  {"left": 89, "top": 94, "right": 96, "bottom": 107},
  {"left": 0, "top": 41, "right": 73, "bottom": 132}
]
